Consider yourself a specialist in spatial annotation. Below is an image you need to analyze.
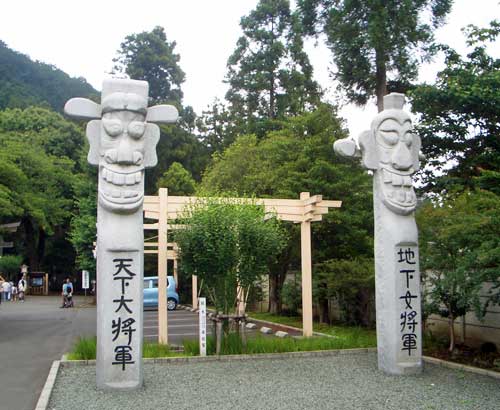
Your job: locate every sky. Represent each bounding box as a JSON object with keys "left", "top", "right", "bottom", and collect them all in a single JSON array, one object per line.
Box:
[{"left": 0, "top": 0, "right": 499, "bottom": 137}]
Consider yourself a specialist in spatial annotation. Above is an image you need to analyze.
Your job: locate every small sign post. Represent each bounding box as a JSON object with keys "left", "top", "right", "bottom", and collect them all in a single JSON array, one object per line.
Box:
[
  {"left": 82, "top": 270, "right": 90, "bottom": 297},
  {"left": 199, "top": 297, "right": 207, "bottom": 357}
]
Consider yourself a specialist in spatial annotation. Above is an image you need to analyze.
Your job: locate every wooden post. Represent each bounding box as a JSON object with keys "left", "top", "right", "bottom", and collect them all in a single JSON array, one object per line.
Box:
[
  {"left": 158, "top": 188, "right": 168, "bottom": 344},
  {"left": 300, "top": 192, "right": 313, "bottom": 337},
  {"left": 173, "top": 253, "right": 178, "bottom": 287},
  {"left": 192, "top": 274, "right": 198, "bottom": 309}
]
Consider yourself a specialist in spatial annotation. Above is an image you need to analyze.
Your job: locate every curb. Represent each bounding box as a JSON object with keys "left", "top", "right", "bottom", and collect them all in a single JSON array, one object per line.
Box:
[
  {"left": 423, "top": 355, "right": 500, "bottom": 380},
  {"left": 247, "top": 316, "right": 335, "bottom": 338},
  {"left": 35, "top": 360, "right": 60, "bottom": 410},
  {"left": 59, "top": 347, "right": 376, "bottom": 368}
]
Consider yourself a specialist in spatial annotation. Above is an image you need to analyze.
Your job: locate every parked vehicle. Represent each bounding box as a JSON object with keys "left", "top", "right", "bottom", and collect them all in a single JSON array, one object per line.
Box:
[{"left": 143, "top": 275, "right": 179, "bottom": 310}]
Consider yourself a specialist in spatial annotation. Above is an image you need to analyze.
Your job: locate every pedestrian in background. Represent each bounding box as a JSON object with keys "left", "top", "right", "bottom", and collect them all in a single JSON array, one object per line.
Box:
[
  {"left": 11, "top": 282, "right": 17, "bottom": 302},
  {"left": 2, "top": 280, "right": 11, "bottom": 301},
  {"left": 18, "top": 276, "right": 26, "bottom": 302}
]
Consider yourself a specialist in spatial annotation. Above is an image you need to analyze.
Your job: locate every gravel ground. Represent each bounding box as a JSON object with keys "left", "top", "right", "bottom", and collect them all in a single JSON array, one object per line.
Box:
[{"left": 48, "top": 352, "right": 500, "bottom": 410}]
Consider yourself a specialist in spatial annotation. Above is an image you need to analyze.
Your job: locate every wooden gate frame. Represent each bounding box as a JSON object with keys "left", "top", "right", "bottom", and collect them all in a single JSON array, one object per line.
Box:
[{"left": 143, "top": 188, "right": 341, "bottom": 343}]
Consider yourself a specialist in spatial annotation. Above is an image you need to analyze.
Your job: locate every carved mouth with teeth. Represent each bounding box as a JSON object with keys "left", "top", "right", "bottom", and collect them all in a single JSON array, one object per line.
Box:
[
  {"left": 378, "top": 168, "right": 416, "bottom": 215},
  {"left": 98, "top": 166, "right": 144, "bottom": 213}
]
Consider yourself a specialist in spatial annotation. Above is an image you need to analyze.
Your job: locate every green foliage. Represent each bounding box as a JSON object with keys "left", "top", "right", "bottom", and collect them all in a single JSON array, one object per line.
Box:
[
  {"left": 225, "top": 0, "right": 321, "bottom": 136},
  {"left": 314, "top": 257, "right": 375, "bottom": 326},
  {"left": 411, "top": 21, "right": 500, "bottom": 193},
  {"left": 156, "top": 162, "right": 196, "bottom": 195},
  {"left": 175, "top": 199, "right": 287, "bottom": 314},
  {"left": 0, "top": 107, "right": 83, "bottom": 271},
  {"left": 67, "top": 337, "right": 181, "bottom": 360},
  {"left": 0, "top": 254, "right": 23, "bottom": 279},
  {"left": 113, "top": 26, "right": 185, "bottom": 105},
  {"left": 280, "top": 279, "right": 302, "bottom": 315},
  {"left": 0, "top": 41, "right": 96, "bottom": 112},
  {"left": 69, "top": 168, "right": 97, "bottom": 276},
  {"left": 201, "top": 105, "right": 373, "bottom": 261},
  {"left": 418, "top": 190, "right": 500, "bottom": 349},
  {"left": 298, "top": 0, "right": 452, "bottom": 110},
  {"left": 67, "top": 337, "right": 97, "bottom": 360},
  {"left": 182, "top": 332, "right": 375, "bottom": 356}
]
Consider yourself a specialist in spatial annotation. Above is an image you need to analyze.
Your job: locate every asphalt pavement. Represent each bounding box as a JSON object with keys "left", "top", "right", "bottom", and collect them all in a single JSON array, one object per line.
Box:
[
  {"left": 0, "top": 295, "right": 96, "bottom": 410},
  {"left": 0, "top": 296, "right": 211, "bottom": 410}
]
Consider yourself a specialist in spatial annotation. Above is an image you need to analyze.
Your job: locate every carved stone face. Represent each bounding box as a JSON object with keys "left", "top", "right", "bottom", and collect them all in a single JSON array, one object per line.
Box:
[
  {"left": 358, "top": 94, "right": 421, "bottom": 215},
  {"left": 97, "top": 109, "right": 147, "bottom": 213},
  {"left": 374, "top": 115, "right": 419, "bottom": 215}
]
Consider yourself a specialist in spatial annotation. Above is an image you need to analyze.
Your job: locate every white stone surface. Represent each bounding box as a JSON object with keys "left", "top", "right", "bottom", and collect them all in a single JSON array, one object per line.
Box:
[
  {"left": 334, "top": 93, "right": 422, "bottom": 375},
  {"left": 260, "top": 327, "right": 273, "bottom": 334},
  {"left": 65, "top": 78, "right": 178, "bottom": 390},
  {"left": 275, "top": 331, "right": 289, "bottom": 338},
  {"left": 246, "top": 323, "right": 257, "bottom": 329}
]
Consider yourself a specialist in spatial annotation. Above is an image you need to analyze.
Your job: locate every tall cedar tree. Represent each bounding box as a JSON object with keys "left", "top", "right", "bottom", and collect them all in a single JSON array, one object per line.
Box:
[
  {"left": 113, "top": 26, "right": 185, "bottom": 105},
  {"left": 225, "top": 0, "right": 321, "bottom": 136},
  {"left": 298, "top": 0, "right": 453, "bottom": 111},
  {"left": 410, "top": 21, "right": 500, "bottom": 194}
]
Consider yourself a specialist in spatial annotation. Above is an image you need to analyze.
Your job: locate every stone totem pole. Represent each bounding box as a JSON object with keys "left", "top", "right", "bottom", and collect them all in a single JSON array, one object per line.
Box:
[
  {"left": 334, "top": 93, "right": 422, "bottom": 375},
  {"left": 65, "top": 79, "right": 178, "bottom": 389}
]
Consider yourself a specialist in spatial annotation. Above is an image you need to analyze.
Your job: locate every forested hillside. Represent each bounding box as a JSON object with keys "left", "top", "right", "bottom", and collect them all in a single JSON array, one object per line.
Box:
[{"left": 0, "top": 40, "right": 97, "bottom": 111}]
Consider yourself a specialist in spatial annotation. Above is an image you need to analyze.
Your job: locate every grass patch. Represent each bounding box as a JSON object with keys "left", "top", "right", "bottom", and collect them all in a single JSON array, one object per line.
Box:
[
  {"left": 67, "top": 337, "right": 97, "bottom": 360},
  {"left": 183, "top": 332, "right": 374, "bottom": 356},
  {"left": 67, "top": 337, "right": 185, "bottom": 360},
  {"left": 249, "top": 312, "right": 377, "bottom": 347}
]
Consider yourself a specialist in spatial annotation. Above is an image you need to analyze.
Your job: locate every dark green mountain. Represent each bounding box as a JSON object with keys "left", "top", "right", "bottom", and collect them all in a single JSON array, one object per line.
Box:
[{"left": 0, "top": 40, "right": 97, "bottom": 112}]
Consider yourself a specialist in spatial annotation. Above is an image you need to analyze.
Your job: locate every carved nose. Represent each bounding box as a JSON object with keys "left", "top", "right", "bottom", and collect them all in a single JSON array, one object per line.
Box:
[
  {"left": 116, "top": 139, "right": 136, "bottom": 165},
  {"left": 392, "top": 142, "right": 413, "bottom": 171}
]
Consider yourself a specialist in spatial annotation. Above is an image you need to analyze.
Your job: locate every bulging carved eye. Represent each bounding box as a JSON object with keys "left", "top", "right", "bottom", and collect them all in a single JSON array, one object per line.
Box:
[
  {"left": 128, "top": 121, "right": 146, "bottom": 139},
  {"left": 379, "top": 129, "right": 399, "bottom": 146},
  {"left": 102, "top": 119, "right": 123, "bottom": 137},
  {"left": 403, "top": 132, "right": 413, "bottom": 147}
]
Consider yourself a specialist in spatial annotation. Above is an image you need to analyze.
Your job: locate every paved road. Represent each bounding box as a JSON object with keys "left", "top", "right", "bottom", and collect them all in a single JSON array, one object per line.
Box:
[
  {"left": 0, "top": 296, "right": 96, "bottom": 410},
  {"left": 0, "top": 297, "right": 210, "bottom": 410},
  {"left": 144, "top": 308, "right": 213, "bottom": 346}
]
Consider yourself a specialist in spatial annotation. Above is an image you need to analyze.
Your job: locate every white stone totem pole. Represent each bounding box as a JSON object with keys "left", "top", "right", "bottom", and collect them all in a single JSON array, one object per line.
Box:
[
  {"left": 334, "top": 93, "right": 422, "bottom": 375},
  {"left": 65, "top": 79, "right": 178, "bottom": 390}
]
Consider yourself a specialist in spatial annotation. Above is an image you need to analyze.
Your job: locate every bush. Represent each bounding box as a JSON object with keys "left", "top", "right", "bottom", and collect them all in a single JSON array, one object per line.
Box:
[{"left": 280, "top": 279, "right": 302, "bottom": 316}]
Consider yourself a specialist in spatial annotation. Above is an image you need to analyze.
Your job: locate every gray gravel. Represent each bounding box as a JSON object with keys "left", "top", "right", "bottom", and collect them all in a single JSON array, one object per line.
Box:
[{"left": 48, "top": 352, "right": 500, "bottom": 410}]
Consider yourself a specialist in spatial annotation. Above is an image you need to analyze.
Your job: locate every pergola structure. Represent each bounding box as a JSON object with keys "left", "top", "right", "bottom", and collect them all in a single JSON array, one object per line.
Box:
[{"left": 143, "top": 188, "right": 341, "bottom": 343}]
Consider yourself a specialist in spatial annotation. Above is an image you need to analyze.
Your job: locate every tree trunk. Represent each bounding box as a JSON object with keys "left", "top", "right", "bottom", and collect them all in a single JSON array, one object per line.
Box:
[
  {"left": 23, "top": 216, "right": 39, "bottom": 271},
  {"left": 319, "top": 298, "right": 329, "bottom": 324},
  {"left": 448, "top": 314, "right": 456, "bottom": 352},
  {"left": 375, "top": 48, "right": 387, "bottom": 112},
  {"left": 268, "top": 274, "right": 280, "bottom": 314}
]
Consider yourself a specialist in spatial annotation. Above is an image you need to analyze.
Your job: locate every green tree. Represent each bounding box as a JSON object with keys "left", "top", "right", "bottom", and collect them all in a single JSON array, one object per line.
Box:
[
  {"left": 418, "top": 190, "right": 500, "bottom": 351},
  {"left": 0, "top": 41, "right": 96, "bottom": 112},
  {"left": 314, "top": 257, "right": 374, "bottom": 325},
  {"left": 411, "top": 21, "right": 500, "bottom": 194},
  {"left": 69, "top": 168, "right": 97, "bottom": 278},
  {"left": 225, "top": 0, "right": 321, "bottom": 136},
  {"left": 0, "top": 254, "right": 23, "bottom": 280},
  {"left": 175, "top": 199, "right": 287, "bottom": 317},
  {"left": 113, "top": 26, "right": 185, "bottom": 105},
  {"left": 156, "top": 162, "right": 196, "bottom": 195},
  {"left": 299, "top": 0, "right": 452, "bottom": 111},
  {"left": 201, "top": 105, "right": 373, "bottom": 313},
  {"left": 0, "top": 108, "right": 81, "bottom": 271}
]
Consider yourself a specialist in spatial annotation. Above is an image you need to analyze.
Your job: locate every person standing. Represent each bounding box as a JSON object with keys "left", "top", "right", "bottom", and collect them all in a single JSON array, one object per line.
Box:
[
  {"left": 61, "top": 279, "right": 69, "bottom": 308},
  {"left": 18, "top": 276, "right": 27, "bottom": 302},
  {"left": 2, "top": 280, "right": 12, "bottom": 301},
  {"left": 11, "top": 282, "right": 17, "bottom": 302}
]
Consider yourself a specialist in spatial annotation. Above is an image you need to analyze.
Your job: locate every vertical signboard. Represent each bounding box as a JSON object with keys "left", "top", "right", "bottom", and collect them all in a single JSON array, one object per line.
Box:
[
  {"left": 199, "top": 297, "right": 207, "bottom": 357},
  {"left": 82, "top": 270, "right": 90, "bottom": 289}
]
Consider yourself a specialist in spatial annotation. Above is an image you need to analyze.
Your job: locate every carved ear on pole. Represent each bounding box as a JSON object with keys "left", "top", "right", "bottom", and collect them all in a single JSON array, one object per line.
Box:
[
  {"left": 146, "top": 105, "right": 179, "bottom": 124},
  {"left": 64, "top": 98, "right": 101, "bottom": 120},
  {"left": 411, "top": 134, "right": 422, "bottom": 172},
  {"left": 86, "top": 120, "right": 101, "bottom": 166},
  {"left": 358, "top": 130, "right": 379, "bottom": 170},
  {"left": 143, "top": 124, "right": 161, "bottom": 168}
]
